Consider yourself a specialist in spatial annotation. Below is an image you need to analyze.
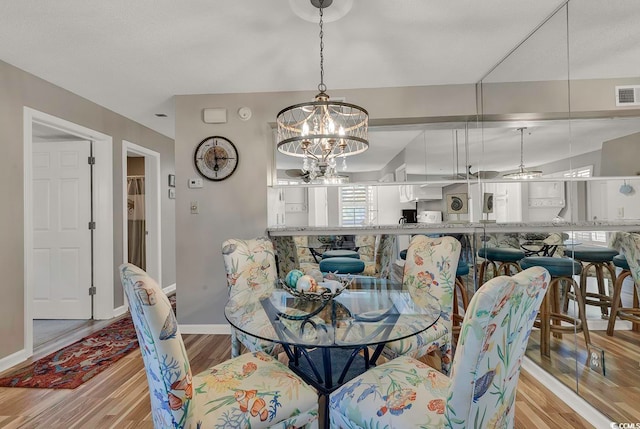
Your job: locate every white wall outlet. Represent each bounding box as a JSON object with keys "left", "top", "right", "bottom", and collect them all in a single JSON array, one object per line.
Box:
[
  {"left": 617, "top": 207, "right": 625, "bottom": 218},
  {"left": 588, "top": 345, "right": 605, "bottom": 375},
  {"left": 190, "top": 201, "right": 199, "bottom": 214},
  {"left": 188, "top": 178, "right": 203, "bottom": 189}
]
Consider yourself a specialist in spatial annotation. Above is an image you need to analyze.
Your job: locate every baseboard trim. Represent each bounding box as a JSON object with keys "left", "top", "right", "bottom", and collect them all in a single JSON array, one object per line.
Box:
[
  {"left": 113, "top": 305, "right": 128, "bottom": 318},
  {"left": 163, "top": 283, "right": 176, "bottom": 295},
  {"left": 522, "top": 356, "right": 610, "bottom": 427},
  {"left": 179, "top": 324, "right": 231, "bottom": 335},
  {"left": 0, "top": 349, "right": 29, "bottom": 373}
]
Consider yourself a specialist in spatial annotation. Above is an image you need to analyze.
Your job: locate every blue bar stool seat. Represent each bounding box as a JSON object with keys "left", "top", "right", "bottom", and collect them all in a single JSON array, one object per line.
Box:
[
  {"left": 477, "top": 247, "right": 525, "bottom": 285},
  {"left": 319, "top": 257, "right": 365, "bottom": 274},
  {"left": 567, "top": 246, "right": 618, "bottom": 318},
  {"left": 321, "top": 249, "right": 360, "bottom": 259},
  {"left": 520, "top": 256, "right": 590, "bottom": 356},
  {"left": 399, "top": 249, "right": 407, "bottom": 260},
  {"left": 607, "top": 254, "right": 640, "bottom": 335}
]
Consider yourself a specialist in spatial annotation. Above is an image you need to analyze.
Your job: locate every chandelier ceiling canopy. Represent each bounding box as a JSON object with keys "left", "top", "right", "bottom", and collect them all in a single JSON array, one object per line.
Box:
[{"left": 276, "top": 0, "right": 369, "bottom": 183}]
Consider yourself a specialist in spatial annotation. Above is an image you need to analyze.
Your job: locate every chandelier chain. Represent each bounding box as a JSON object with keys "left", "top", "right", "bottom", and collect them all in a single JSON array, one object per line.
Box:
[{"left": 318, "top": 0, "right": 326, "bottom": 93}]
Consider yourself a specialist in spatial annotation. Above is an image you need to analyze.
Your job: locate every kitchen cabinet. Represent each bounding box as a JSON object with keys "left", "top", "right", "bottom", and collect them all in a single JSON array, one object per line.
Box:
[{"left": 399, "top": 184, "right": 443, "bottom": 203}]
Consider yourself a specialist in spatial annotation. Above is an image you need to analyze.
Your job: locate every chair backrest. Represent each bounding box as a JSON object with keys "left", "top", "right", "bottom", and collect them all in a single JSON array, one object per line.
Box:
[
  {"left": 376, "top": 234, "right": 396, "bottom": 279},
  {"left": 119, "top": 263, "right": 192, "bottom": 428},
  {"left": 271, "top": 236, "right": 298, "bottom": 278},
  {"left": 446, "top": 266, "right": 550, "bottom": 429},
  {"left": 355, "top": 235, "right": 378, "bottom": 262},
  {"left": 612, "top": 231, "right": 640, "bottom": 288},
  {"left": 403, "top": 235, "right": 461, "bottom": 319},
  {"left": 293, "top": 235, "right": 316, "bottom": 264},
  {"left": 222, "top": 237, "right": 278, "bottom": 311}
]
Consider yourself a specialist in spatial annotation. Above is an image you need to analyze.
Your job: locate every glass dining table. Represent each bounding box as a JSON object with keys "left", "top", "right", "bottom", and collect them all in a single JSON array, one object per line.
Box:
[{"left": 224, "top": 277, "right": 441, "bottom": 428}]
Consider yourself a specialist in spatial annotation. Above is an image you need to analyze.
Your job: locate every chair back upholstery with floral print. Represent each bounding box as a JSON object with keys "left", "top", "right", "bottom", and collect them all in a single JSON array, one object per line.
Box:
[
  {"left": 293, "top": 235, "right": 316, "bottom": 264},
  {"left": 222, "top": 237, "right": 278, "bottom": 312},
  {"left": 446, "top": 266, "right": 550, "bottom": 428},
  {"left": 270, "top": 236, "right": 298, "bottom": 279},
  {"left": 404, "top": 235, "right": 460, "bottom": 317},
  {"left": 119, "top": 263, "right": 192, "bottom": 428},
  {"left": 377, "top": 234, "right": 397, "bottom": 279},
  {"left": 611, "top": 231, "right": 640, "bottom": 288},
  {"left": 355, "top": 235, "right": 378, "bottom": 262}
]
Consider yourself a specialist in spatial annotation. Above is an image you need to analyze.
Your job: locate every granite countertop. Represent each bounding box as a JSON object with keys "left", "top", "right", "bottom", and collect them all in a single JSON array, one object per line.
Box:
[{"left": 266, "top": 220, "right": 640, "bottom": 236}]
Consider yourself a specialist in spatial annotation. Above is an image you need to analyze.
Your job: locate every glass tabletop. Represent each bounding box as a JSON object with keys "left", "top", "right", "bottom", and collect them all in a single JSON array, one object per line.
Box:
[{"left": 225, "top": 278, "right": 441, "bottom": 349}]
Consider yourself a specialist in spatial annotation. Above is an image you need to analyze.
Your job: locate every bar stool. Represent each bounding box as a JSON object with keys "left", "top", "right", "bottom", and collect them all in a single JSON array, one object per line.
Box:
[
  {"left": 477, "top": 247, "right": 525, "bottom": 285},
  {"left": 567, "top": 246, "right": 618, "bottom": 318},
  {"left": 319, "top": 257, "right": 365, "bottom": 274},
  {"left": 520, "top": 256, "right": 590, "bottom": 357},
  {"left": 452, "top": 260, "right": 470, "bottom": 339},
  {"left": 607, "top": 254, "right": 640, "bottom": 336}
]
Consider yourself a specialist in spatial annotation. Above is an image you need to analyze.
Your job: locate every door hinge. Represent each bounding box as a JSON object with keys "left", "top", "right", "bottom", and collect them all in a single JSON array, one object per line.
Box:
[
  {"left": 88, "top": 156, "right": 96, "bottom": 165},
  {"left": 89, "top": 286, "right": 97, "bottom": 296},
  {"left": 88, "top": 221, "right": 96, "bottom": 230}
]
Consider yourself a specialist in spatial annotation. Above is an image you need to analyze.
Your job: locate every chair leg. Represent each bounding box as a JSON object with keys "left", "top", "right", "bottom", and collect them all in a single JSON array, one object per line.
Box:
[
  {"left": 607, "top": 271, "right": 627, "bottom": 336},
  {"left": 440, "top": 340, "right": 452, "bottom": 376},
  {"left": 634, "top": 285, "right": 640, "bottom": 333},
  {"left": 539, "top": 288, "right": 550, "bottom": 357},
  {"left": 478, "top": 260, "right": 496, "bottom": 285},
  {"left": 572, "top": 277, "right": 591, "bottom": 347},
  {"left": 231, "top": 328, "right": 242, "bottom": 358}
]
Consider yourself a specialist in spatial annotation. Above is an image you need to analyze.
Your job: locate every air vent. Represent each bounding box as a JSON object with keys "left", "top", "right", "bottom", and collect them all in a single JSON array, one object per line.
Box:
[{"left": 615, "top": 85, "right": 640, "bottom": 106}]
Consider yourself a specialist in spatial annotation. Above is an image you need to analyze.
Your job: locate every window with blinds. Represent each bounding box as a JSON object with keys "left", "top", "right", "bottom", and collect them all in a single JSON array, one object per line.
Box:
[{"left": 340, "top": 185, "right": 377, "bottom": 226}]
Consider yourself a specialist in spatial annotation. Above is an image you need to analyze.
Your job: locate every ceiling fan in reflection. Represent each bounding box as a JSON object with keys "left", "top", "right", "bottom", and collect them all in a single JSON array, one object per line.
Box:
[
  {"left": 284, "top": 167, "right": 349, "bottom": 184},
  {"left": 441, "top": 165, "right": 499, "bottom": 180}
]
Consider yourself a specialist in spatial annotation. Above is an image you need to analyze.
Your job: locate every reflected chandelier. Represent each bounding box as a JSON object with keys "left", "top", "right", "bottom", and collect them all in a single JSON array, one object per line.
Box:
[
  {"left": 503, "top": 127, "right": 543, "bottom": 179},
  {"left": 276, "top": 0, "right": 368, "bottom": 182}
]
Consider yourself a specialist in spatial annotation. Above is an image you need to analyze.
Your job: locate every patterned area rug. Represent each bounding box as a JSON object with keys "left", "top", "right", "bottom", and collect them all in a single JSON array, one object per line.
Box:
[{"left": 0, "top": 295, "right": 176, "bottom": 389}]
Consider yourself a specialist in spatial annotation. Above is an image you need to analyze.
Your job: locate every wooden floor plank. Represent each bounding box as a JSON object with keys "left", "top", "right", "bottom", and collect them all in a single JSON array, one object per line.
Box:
[{"left": 0, "top": 334, "right": 596, "bottom": 428}]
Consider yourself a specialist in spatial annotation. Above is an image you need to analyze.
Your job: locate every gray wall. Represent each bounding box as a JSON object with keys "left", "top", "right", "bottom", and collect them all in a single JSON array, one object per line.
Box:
[
  {"left": 601, "top": 131, "right": 640, "bottom": 176},
  {"left": 0, "top": 59, "right": 175, "bottom": 359}
]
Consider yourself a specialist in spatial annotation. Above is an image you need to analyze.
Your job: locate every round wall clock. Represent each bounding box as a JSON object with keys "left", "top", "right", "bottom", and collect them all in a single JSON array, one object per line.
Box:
[{"left": 194, "top": 136, "right": 239, "bottom": 181}]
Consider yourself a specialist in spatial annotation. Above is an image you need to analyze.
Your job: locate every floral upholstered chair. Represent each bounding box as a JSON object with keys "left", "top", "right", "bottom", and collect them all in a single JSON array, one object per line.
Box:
[
  {"left": 384, "top": 235, "right": 460, "bottom": 374},
  {"left": 222, "top": 237, "right": 283, "bottom": 358},
  {"left": 355, "top": 235, "right": 378, "bottom": 276},
  {"left": 120, "top": 263, "right": 319, "bottom": 429},
  {"left": 329, "top": 266, "right": 550, "bottom": 429},
  {"left": 376, "top": 234, "right": 397, "bottom": 279}
]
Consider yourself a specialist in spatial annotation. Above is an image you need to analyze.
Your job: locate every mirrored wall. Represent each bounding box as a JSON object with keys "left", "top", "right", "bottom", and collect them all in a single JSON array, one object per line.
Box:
[{"left": 269, "top": 1, "right": 640, "bottom": 422}]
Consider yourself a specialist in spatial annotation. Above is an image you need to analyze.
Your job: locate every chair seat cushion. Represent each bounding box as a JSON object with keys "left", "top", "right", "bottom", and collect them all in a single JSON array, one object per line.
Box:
[
  {"left": 478, "top": 247, "right": 525, "bottom": 262},
  {"left": 568, "top": 246, "right": 618, "bottom": 263},
  {"left": 320, "top": 257, "right": 365, "bottom": 274},
  {"left": 613, "top": 254, "right": 630, "bottom": 270},
  {"left": 399, "top": 249, "right": 408, "bottom": 260},
  {"left": 322, "top": 249, "right": 360, "bottom": 259},
  {"left": 456, "top": 261, "right": 470, "bottom": 277},
  {"left": 191, "top": 352, "right": 318, "bottom": 428},
  {"left": 520, "top": 256, "right": 582, "bottom": 277},
  {"left": 329, "top": 355, "right": 449, "bottom": 429}
]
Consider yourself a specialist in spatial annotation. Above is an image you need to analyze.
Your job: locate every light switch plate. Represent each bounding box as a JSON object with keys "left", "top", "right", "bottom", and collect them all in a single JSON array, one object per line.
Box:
[{"left": 188, "top": 178, "right": 203, "bottom": 189}]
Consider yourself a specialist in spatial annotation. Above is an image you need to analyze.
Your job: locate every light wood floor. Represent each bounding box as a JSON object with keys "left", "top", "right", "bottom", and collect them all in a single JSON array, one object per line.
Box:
[
  {"left": 0, "top": 334, "right": 594, "bottom": 429},
  {"left": 526, "top": 327, "right": 640, "bottom": 424}
]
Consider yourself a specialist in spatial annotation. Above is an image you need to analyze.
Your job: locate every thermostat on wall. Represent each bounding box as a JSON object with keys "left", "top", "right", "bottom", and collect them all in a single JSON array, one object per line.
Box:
[{"left": 188, "top": 178, "right": 203, "bottom": 188}]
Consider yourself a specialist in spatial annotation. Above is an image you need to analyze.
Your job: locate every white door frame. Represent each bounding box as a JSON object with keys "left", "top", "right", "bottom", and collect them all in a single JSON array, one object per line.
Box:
[
  {"left": 122, "top": 141, "right": 162, "bottom": 288},
  {"left": 23, "top": 107, "right": 114, "bottom": 357}
]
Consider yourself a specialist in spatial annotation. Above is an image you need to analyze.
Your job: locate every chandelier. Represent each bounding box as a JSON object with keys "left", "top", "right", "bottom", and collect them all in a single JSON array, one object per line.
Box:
[
  {"left": 276, "top": 0, "right": 368, "bottom": 182},
  {"left": 503, "top": 127, "right": 543, "bottom": 179}
]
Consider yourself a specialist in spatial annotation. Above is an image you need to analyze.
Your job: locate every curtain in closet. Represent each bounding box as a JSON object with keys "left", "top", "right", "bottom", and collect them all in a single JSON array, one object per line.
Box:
[{"left": 127, "top": 176, "right": 146, "bottom": 270}]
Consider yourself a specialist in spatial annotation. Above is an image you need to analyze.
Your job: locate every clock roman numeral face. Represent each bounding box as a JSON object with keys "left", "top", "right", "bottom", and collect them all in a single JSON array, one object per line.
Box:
[{"left": 194, "top": 136, "right": 239, "bottom": 181}]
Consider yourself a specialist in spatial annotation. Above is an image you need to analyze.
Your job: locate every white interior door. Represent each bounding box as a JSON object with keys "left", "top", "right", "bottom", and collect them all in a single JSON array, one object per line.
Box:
[{"left": 32, "top": 140, "right": 92, "bottom": 319}]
